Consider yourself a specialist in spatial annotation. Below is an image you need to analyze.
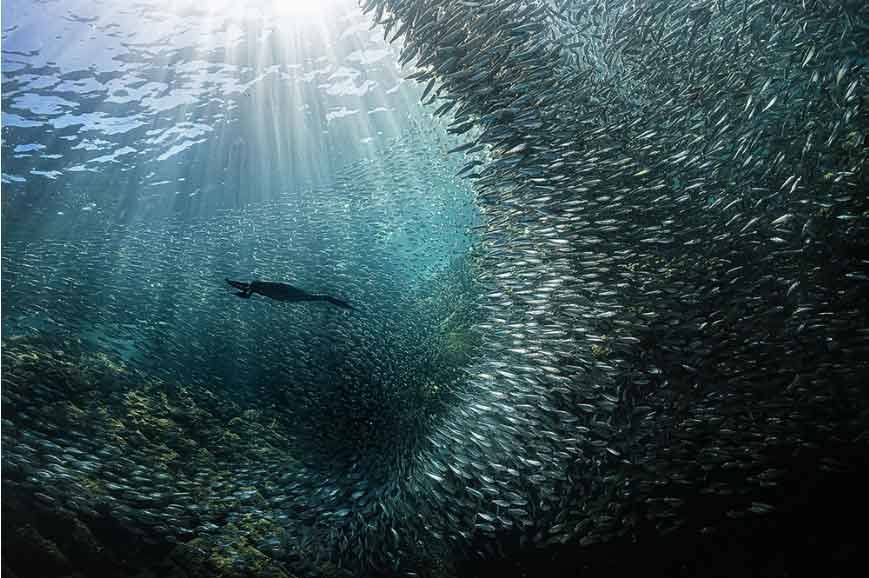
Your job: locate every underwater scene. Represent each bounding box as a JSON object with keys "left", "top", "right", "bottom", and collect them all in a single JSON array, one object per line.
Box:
[{"left": 1, "top": 0, "right": 867, "bottom": 577}]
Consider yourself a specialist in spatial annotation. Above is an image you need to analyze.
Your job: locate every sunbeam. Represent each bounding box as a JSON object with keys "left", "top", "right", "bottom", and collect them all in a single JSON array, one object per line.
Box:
[{"left": 2, "top": 0, "right": 867, "bottom": 577}]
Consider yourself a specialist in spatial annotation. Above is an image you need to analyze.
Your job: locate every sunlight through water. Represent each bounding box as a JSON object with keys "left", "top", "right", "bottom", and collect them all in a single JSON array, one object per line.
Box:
[{"left": 2, "top": 0, "right": 867, "bottom": 577}]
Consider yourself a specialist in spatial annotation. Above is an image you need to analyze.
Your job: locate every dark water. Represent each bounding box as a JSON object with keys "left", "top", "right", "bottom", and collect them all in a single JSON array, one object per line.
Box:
[{"left": 2, "top": 1, "right": 868, "bottom": 577}]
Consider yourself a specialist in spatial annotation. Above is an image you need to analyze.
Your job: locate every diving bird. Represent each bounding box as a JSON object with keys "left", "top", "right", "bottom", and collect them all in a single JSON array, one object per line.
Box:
[{"left": 226, "top": 279, "right": 353, "bottom": 309}]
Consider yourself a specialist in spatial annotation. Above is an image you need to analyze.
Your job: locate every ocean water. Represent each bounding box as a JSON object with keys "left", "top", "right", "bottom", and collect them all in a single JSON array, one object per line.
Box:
[{"left": 2, "top": 1, "right": 868, "bottom": 577}]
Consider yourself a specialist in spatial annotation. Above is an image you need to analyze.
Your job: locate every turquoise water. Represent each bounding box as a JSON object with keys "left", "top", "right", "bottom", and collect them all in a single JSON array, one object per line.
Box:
[
  {"left": 2, "top": 1, "right": 868, "bottom": 577},
  {"left": 2, "top": 0, "right": 479, "bottom": 395}
]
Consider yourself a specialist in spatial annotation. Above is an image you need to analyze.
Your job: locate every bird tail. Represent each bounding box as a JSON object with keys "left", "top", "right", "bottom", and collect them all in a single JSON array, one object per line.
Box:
[{"left": 325, "top": 296, "right": 354, "bottom": 310}]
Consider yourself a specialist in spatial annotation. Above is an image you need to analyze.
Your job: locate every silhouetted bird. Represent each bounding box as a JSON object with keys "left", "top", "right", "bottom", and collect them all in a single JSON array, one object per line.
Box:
[{"left": 226, "top": 279, "right": 353, "bottom": 309}]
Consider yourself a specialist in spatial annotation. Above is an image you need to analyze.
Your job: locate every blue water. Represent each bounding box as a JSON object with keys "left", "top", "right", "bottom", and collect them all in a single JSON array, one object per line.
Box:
[
  {"left": 2, "top": 0, "right": 478, "bottom": 353},
  {"left": 2, "top": 1, "right": 867, "bottom": 578}
]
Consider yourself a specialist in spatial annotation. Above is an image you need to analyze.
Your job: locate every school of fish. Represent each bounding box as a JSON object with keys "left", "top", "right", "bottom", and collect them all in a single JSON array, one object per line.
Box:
[{"left": 2, "top": 0, "right": 868, "bottom": 576}]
